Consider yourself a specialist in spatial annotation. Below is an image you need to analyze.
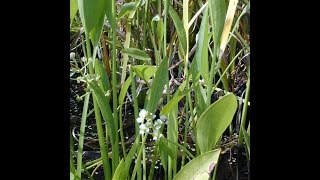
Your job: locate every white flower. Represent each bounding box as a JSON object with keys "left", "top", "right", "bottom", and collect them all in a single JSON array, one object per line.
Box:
[
  {"left": 160, "top": 115, "right": 166, "bottom": 120},
  {"left": 136, "top": 117, "right": 144, "bottom": 123},
  {"left": 155, "top": 119, "right": 163, "bottom": 125},
  {"left": 139, "top": 123, "right": 150, "bottom": 135},
  {"left": 139, "top": 129, "right": 145, "bottom": 135},
  {"left": 139, "top": 109, "right": 148, "bottom": 119},
  {"left": 139, "top": 123, "right": 147, "bottom": 130},
  {"left": 152, "top": 129, "right": 163, "bottom": 141},
  {"left": 154, "top": 119, "right": 163, "bottom": 130}
]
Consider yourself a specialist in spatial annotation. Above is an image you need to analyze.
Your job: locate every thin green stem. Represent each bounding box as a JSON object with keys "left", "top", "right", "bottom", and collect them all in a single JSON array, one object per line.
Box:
[
  {"left": 143, "top": 135, "right": 147, "bottom": 180},
  {"left": 119, "top": 106, "right": 127, "bottom": 158},
  {"left": 111, "top": 21, "right": 120, "bottom": 174},
  {"left": 131, "top": 134, "right": 148, "bottom": 180},
  {"left": 76, "top": 93, "right": 90, "bottom": 179},
  {"left": 148, "top": 141, "right": 159, "bottom": 180},
  {"left": 239, "top": 68, "right": 250, "bottom": 145},
  {"left": 143, "top": 0, "right": 150, "bottom": 50},
  {"left": 162, "top": 138, "right": 195, "bottom": 159},
  {"left": 210, "top": 47, "right": 245, "bottom": 95}
]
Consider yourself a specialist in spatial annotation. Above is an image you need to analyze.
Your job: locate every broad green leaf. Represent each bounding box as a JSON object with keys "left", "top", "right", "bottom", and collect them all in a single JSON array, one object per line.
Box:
[
  {"left": 160, "top": 88, "right": 191, "bottom": 115},
  {"left": 169, "top": 6, "right": 187, "bottom": 55},
  {"left": 105, "top": 0, "right": 116, "bottom": 29},
  {"left": 119, "top": 75, "right": 132, "bottom": 106},
  {"left": 112, "top": 159, "right": 126, "bottom": 180},
  {"left": 219, "top": 0, "right": 238, "bottom": 58},
  {"left": 70, "top": 0, "right": 78, "bottom": 22},
  {"left": 172, "top": 149, "right": 221, "bottom": 180},
  {"left": 122, "top": 48, "right": 151, "bottom": 61},
  {"left": 118, "top": 2, "right": 136, "bottom": 19},
  {"left": 77, "top": 0, "right": 106, "bottom": 33},
  {"left": 195, "top": 7, "right": 209, "bottom": 85},
  {"left": 89, "top": 11, "right": 105, "bottom": 48},
  {"left": 131, "top": 65, "right": 157, "bottom": 83},
  {"left": 209, "top": 0, "right": 226, "bottom": 55},
  {"left": 241, "top": 125, "right": 250, "bottom": 158},
  {"left": 87, "top": 80, "right": 116, "bottom": 144},
  {"left": 196, "top": 93, "right": 237, "bottom": 154},
  {"left": 145, "top": 57, "right": 168, "bottom": 113},
  {"left": 94, "top": 59, "right": 111, "bottom": 93}
]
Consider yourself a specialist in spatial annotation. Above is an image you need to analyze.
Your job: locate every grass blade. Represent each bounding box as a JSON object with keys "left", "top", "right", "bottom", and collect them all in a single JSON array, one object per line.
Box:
[
  {"left": 145, "top": 57, "right": 168, "bottom": 113},
  {"left": 195, "top": 7, "right": 209, "bottom": 85},
  {"left": 112, "top": 159, "right": 126, "bottom": 180},
  {"left": 169, "top": 6, "right": 187, "bottom": 55},
  {"left": 219, "top": 0, "right": 239, "bottom": 58}
]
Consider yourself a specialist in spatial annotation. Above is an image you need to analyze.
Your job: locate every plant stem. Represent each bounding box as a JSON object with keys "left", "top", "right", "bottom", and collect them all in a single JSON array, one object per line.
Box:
[
  {"left": 76, "top": 93, "right": 90, "bottom": 179},
  {"left": 111, "top": 21, "right": 120, "bottom": 174},
  {"left": 239, "top": 68, "right": 250, "bottom": 145},
  {"left": 131, "top": 134, "right": 148, "bottom": 180}
]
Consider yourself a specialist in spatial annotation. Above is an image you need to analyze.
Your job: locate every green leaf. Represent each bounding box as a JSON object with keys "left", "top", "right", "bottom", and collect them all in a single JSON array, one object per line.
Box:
[
  {"left": 209, "top": 0, "right": 226, "bottom": 54},
  {"left": 89, "top": 11, "right": 105, "bottom": 48},
  {"left": 77, "top": 0, "right": 106, "bottom": 33},
  {"left": 131, "top": 65, "right": 157, "bottom": 84},
  {"left": 122, "top": 48, "right": 151, "bottom": 61},
  {"left": 196, "top": 93, "right": 237, "bottom": 154},
  {"left": 172, "top": 149, "right": 221, "bottom": 180},
  {"left": 160, "top": 88, "right": 191, "bottom": 115},
  {"left": 156, "top": 19, "right": 164, "bottom": 43},
  {"left": 119, "top": 75, "right": 132, "bottom": 106},
  {"left": 70, "top": 0, "right": 78, "bottom": 22},
  {"left": 87, "top": 80, "right": 116, "bottom": 144},
  {"left": 195, "top": 7, "right": 209, "bottom": 85},
  {"left": 94, "top": 59, "right": 111, "bottom": 94},
  {"left": 112, "top": 159, "right": 126, "bottom": 180},
  {"left": 191, "top": 59, "right": 206, "bottom": 115},
  {"left": 145, "top": 57, "right": 168, "bottom": 114},
  {"left": 219, "top": 0, "right": 238, "bottom": 58},
  {"left": 105, "top": 0, "right": 116, "bottom": 29},
  {"left": 125, "top": 138, "right": 139, "bottom": 176},
  {"left": 118, "top": 2, "right": 136, "bottom": 19},
  {"left": 159, "top": 139, "right": 175, "bottom": 159},
  {"left": 169, "top": 6, "right": 187, "bottom": 55}
]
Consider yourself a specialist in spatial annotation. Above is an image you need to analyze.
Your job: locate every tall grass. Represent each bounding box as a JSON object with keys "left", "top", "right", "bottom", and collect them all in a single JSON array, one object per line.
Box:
[{"left": 70, "top": 0, "right": 250, "bottom": 179}]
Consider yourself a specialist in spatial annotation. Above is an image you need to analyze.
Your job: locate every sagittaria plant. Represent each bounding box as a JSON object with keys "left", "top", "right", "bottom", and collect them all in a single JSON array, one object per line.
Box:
[{"left": 70, "top": 0, "right": 250, "bottom": 179}]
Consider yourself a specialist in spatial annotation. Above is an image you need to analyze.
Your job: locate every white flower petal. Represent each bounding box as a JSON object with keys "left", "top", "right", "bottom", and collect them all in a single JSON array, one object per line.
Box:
[
  {"left": 152, "top": 115, "right": 156, "bottom": 119},
  {"left": 139, "top": 109, "right": 148, "bottom": 118},
  {"left": 155, "top": 125, "right": 161, "bottom": 130},
  {"left": 160, "top": 115, "right": 166, "bottom": 120},
  {"left": 136, "top": 117, "right": 144, "bottom": 123},
  {"left": 139, "top": 124, "right": 146, "bottom": 130},
  {"left": 156, "top": 119, "right": 163, "bottom": 125},
  {"left": 139, "top": 130, "right": 145, "bottom": 135}
]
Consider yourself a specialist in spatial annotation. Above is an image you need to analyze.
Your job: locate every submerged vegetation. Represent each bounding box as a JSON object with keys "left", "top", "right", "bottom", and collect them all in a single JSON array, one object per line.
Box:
[{"left": 70, "top": 0, "right": 250, "bottom": 179}]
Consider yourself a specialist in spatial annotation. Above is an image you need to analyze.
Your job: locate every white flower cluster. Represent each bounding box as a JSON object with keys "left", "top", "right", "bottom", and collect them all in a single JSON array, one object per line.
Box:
[{"left": 136, "top": 109, "right": 167, "bottom": 141}]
